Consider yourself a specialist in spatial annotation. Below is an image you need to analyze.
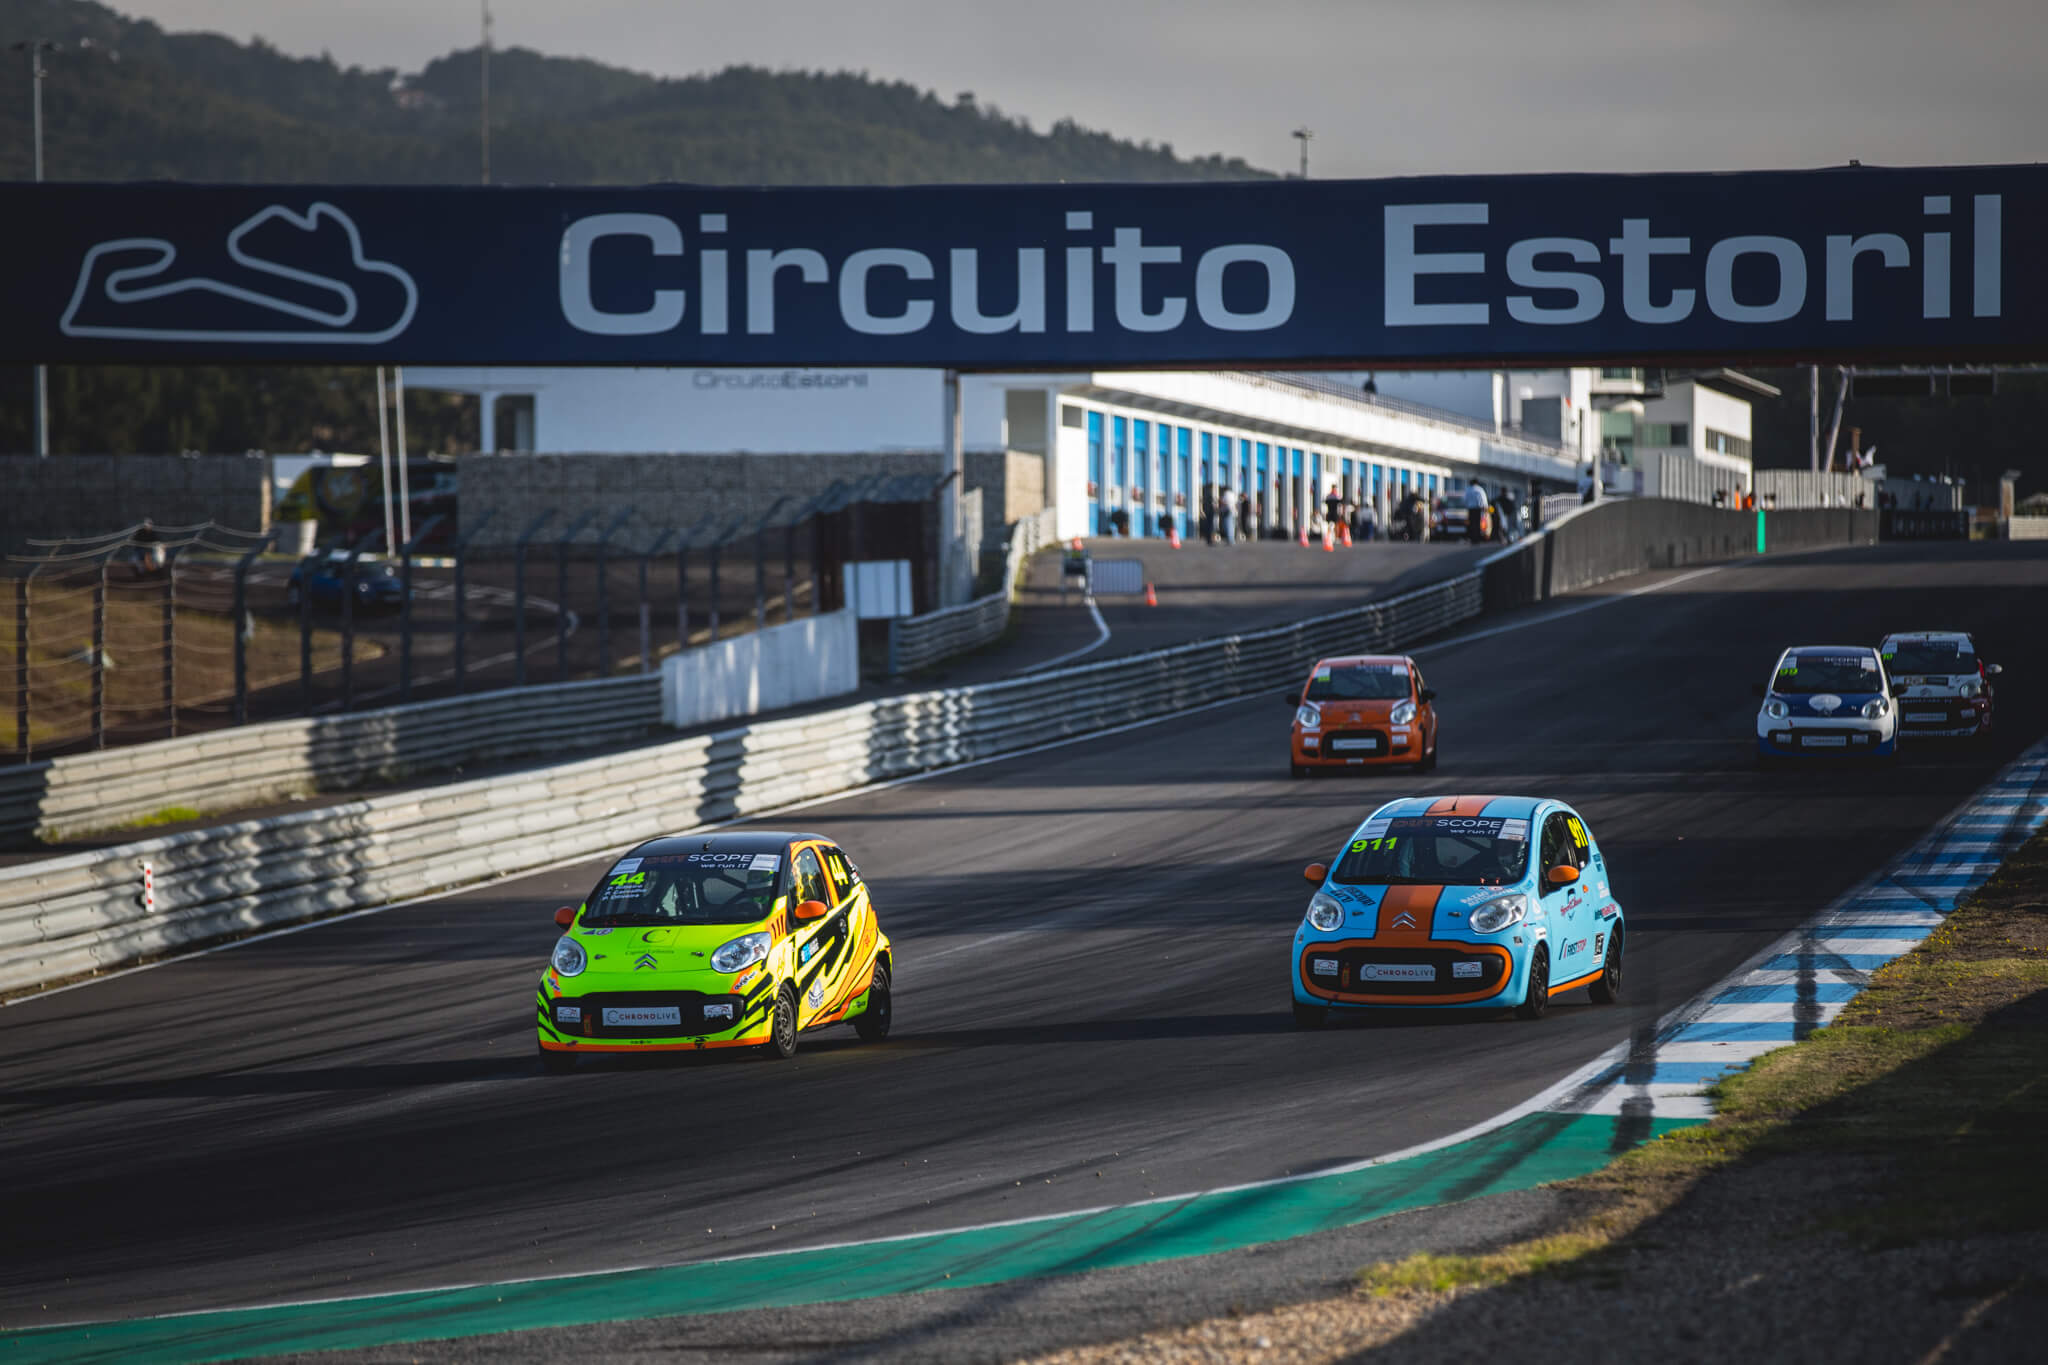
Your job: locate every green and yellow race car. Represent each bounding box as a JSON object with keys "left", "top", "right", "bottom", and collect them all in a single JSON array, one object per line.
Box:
[{"left": 537, "top": 830, "right": 892, "bottom": 1072}]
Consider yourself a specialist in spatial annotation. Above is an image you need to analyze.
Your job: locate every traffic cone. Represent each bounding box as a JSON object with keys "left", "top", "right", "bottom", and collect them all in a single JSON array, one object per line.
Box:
[
  {"left": 1323, "top": 527, "right": 1335, "bottom": 551},
  {"left": 1143, "top": 582, "right": 1158, "bottom": 607},
  {"left": 1167, "top": 522, "right": 1182, "bottom": 549},
  {"left": 1340, "top": 522, "right": 1353, "bottom": 547},
  {"left": 1297, "top": 523, "right": 1309, "bottom": 548},
  {"left": 1071, "top": 537, "right": 1084, "bottom": 552}
]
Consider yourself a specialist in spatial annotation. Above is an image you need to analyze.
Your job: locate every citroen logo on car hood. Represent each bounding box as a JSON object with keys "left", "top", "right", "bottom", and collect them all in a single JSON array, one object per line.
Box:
[
  {"left": 633, "top": 953, "right": 658, "bottom": 971},
  {"left": 1391, "top": 911, "right": 1419, "bottom": 930}
]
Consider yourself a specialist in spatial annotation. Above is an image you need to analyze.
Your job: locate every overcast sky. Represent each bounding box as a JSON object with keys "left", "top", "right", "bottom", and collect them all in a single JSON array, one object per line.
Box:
[{"left": 115, "top": 0, "right": 2047, "bottom": 178}]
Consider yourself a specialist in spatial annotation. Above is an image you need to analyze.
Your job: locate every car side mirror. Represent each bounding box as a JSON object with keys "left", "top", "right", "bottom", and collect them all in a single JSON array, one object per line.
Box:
[
  {"left": 1419, "top": 688, "right": 1437, "bottom": 703},
  {"left": 1304, "top": 862, "right": 1328, "bottom": 883},
  {"left": 1546, "top": 864, "right": 1580, "bottom": 888},
  {"left": 1986, "top": 664, "right": 2003, "bottom": 676},
  {"left": 794, "top": 899, "right": 829, "bottom": 922},
  {"left": 1751, "top": 681, "right": 1767, "bottom": 698},
  {"left": 1284, "top": 690, "right": 1303, "bottom": 708},
  {"left": 553, "top": 906, "right": 576, "bottom": 928}
]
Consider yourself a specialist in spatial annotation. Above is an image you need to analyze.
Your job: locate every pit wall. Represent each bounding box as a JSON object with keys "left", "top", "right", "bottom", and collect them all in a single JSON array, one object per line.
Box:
[{"left": 1485, "top": 501, "right": 1879, "bottom": 610}]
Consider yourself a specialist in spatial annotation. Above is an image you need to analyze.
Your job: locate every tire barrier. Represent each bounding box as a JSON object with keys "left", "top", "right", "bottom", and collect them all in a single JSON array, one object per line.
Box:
[{"left": 0, "top": 570, "right": 1481, "bottom": 996}]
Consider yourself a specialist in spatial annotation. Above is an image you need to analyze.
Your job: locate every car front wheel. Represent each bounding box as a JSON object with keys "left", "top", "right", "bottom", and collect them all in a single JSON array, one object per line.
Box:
[
  {"left": 1515, "top": 947, "right": 1550, "bottom": 1020},
  {"left": 760, "top": 984, "right": 800, "bottom": 1060},
  {"left": 538, "top": 1044, "right": 575, "bottom": 1075},
  {"left": 1292, "top": 1002, "right": 1327, "bottom": 1030}
]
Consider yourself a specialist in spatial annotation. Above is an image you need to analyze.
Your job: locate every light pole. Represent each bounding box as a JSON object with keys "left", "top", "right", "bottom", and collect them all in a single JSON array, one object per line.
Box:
[
  {"left": 13, "top": 39, "right": 57, "bottom": 456},
  {"left": 1292, "top": 126, "right": 1313, "bottom": 180}
]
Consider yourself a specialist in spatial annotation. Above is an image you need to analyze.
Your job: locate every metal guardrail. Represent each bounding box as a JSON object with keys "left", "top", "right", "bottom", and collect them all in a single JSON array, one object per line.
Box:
[
  {"left": 886, "top": 509, "right": 1060, "bottom": 676},
  {"left": 0, "top": 565, "right": 1483, "bottom": 996}
]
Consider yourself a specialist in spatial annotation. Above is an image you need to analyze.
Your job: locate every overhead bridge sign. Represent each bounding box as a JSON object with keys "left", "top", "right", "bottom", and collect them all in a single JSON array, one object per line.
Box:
[{"left": 4, "top": 164, "right": 2041, "bottom": 367}]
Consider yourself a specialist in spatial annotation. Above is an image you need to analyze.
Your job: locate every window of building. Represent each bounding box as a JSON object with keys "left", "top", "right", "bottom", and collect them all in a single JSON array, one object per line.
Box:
[
  {"left": 1111, "top": 416, "right": 1127, "bottom": 497},
  {"left": 1087, "top": 411, "right": 1103, "bottom": 498},
  {"left": 1638, "top": 422, "right": 1689, "bottom": 447},
  {"left": 1705, "top": 429, "right": 1751, "bottom": 460},
  {"left": 1133, "top": 420, "right": 1150, "bottom": 506},
  {"left": 1061, "top": 403, "right": 1084, "bottom": 429}
]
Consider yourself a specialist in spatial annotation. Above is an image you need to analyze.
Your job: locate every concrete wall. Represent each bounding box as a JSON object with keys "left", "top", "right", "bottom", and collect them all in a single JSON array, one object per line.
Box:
[
  {"left": 456, "top": 451, "right": 947, "bottom": 549},
  {"left": 661, "top": 606, "right": 860, "bottom": 729},
  {"left": 1, "top": 454, "right": 272, "bottom": 551},
  {"left": 964, "top": 449, "right": 1047, "bottom": 537}
]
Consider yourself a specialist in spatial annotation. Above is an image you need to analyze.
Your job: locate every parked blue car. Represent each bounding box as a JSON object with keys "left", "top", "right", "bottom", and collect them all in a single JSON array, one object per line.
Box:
[{"left": 286, "top": 554, "right": 406, "bottom": 614}]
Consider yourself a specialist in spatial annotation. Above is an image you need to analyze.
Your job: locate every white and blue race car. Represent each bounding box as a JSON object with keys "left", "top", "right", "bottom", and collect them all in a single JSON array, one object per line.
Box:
[
  {"left": 1754, "top": 644, "right": 1897, "bottom": 762},
  {"left": 1881, "top": 631, "right": 2000, "bottom": 740}
]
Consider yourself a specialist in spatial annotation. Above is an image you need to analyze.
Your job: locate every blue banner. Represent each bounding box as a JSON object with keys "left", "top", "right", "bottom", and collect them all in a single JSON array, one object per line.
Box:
[{"left": 2, "top": 165, "right": 2041, "bottom": 367}]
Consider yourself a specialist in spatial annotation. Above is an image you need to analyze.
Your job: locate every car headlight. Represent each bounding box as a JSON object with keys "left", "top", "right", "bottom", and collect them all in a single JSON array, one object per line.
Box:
[
  {"left": 1959, "top": 680, "right": 1981, "bottom": 699},
  {"left": 1390, "top": 699, "right": 1417, "bottom": 725},
  {"left": 1764, "top": 698, "right": 1789, "bottom": 719},
  {"left": 710, "top": 930, "right": 772, "bottom": 974},
  {"left": 1295, "top": 703, "right": 1321, "bottom": 730},
  {"left": 550, "top": 936, "right": 587, "bottom": 977},
  {"left": 1469, "top": 893, "right": 1528, "bottom": 933},
  {"left": 1305, "top": 891, "right": 1344, "bottom": 933},
  {"left": 1862, "top": 697, "right": 1889, "bottom": 719}
]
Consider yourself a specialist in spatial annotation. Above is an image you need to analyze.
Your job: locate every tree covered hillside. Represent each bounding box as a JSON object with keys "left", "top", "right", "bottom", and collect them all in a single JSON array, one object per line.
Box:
[{"left": 0, "top": 0, "right": 1270, "bottom": 185}]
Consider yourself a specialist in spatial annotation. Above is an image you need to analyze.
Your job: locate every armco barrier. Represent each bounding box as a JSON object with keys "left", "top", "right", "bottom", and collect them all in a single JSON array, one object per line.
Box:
[
  {"left": 0, "top": 570, "right": 1480, "bottom": 995},
  {"left": 1484, "top": 500, "right": 1877, "bottom": 610},
  {"left": 0, "top": 672, "right": 663, "bottom": 847},
  {"left": 888, "top": 510, "right": 1060, "bottom": 676}
]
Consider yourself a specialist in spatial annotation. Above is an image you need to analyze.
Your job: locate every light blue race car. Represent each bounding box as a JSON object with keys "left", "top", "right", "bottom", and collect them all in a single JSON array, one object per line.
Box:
[
  {"left": 1753, "top": 644, "right": 1898, "bottom": 763},
  {"left": 1290, "top": 795, "right": 1625, "bottom": 1027}
]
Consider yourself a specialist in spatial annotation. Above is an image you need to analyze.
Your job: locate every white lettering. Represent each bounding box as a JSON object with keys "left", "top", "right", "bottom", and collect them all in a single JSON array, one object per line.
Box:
[
  {"left": 1504, "top": 237, "right": 1603, "bottom": 325},
  {"left": 1608, "top": 219, "right": 1693, "bottom": 324},
  {"left": 746, "top": 248, "right": 828, "bottom": 335},
  {"left": 1066, "top": 246, "right": 1094, "bottom": 332},
  {"left": 1704, "top": 235, "right": 1806, "bottom": 323},
  {"left": 1924, "top": 231, "right": 1951, "bottom": 319},
  {"left": 838, "top": 248, "right": 934, "bottom": 335},
  {"left": 1385, "top": 204, "right": 1489, "bottom": 327},
  {"left": 1194, "top": 245, "right": 1296, "bottom": 331},
  {"left": 558, "top": 213, "right": 684, "bottom": 336},
  {"left": 1824, "top": 233, "right": 1908, "bottom": 321},
  {"left": 1974, "top": 194, "right": 2001, "bottom": 318},
  {"left": 949, "top": 248, "right": 1046, "bottom": 333},
  {"left": 1101, "top": 227, "right": 1186, "bottom": 332}
]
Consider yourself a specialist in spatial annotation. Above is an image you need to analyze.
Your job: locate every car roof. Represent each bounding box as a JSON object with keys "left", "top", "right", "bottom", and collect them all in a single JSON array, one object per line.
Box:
[
  {"left": 629, "top": 830, "right": 832, "bottom": 858},
  {"left": 1784, "top": 644, "right": 1879, "bottom": 657},
  {"left": 1311, "top": 654, "right": 1411, "bottom": 669},
  {"left": 1368, "top": 794, "right": 1548, "bottom": 822},
  {"left": 1881, "top": 630, "right": 1974, "bottom": 644}
]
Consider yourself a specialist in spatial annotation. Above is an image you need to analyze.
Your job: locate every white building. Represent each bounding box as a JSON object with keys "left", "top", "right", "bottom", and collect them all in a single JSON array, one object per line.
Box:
[{"left": 409, "top": 366, "right": 1585, "bottom": 544}]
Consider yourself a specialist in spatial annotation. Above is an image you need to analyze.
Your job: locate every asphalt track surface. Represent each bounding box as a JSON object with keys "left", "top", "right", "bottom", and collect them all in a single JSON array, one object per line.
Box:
[{"left": 4, "top": 540, "right": 2046, "bottom": 1356}]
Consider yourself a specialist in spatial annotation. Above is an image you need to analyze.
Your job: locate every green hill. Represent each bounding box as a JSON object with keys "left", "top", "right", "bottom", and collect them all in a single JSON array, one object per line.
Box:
[{"left": 0, "top": 0, "right": 1269, "bottom": 185}]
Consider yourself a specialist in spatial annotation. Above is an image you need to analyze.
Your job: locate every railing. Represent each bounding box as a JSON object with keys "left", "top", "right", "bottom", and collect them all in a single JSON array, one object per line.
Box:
[
  {"left": 1242, "top": 372, "right": 1571, "bottom": 455},
  {"left": 886, "top": 509, "right": 1060, "bottom": 676}
]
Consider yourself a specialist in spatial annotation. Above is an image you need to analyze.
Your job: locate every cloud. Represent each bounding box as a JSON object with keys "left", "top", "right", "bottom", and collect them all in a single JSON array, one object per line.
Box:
[{"left": 60, "top": 202, "right": 419, "bottom": 344}]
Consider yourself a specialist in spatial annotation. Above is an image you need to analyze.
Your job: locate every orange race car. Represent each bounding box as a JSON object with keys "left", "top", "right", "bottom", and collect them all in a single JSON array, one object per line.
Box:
[{"left": 1287, "top": 654, "right": 1439, "bottom": 778}]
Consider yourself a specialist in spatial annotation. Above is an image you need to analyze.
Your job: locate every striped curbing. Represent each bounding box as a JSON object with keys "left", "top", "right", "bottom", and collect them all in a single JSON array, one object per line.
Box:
[{"left": 1549, "top": 737, "right": 2048, "bottom": 1122}]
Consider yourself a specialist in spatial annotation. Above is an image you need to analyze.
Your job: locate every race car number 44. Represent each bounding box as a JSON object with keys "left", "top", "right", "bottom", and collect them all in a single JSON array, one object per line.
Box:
[
  {"left": 604, "top": 1006, "right": 681, "bottom": 1027},
  {"left": 1360, "top": 963, "right": 1436, "bottom": 982}
]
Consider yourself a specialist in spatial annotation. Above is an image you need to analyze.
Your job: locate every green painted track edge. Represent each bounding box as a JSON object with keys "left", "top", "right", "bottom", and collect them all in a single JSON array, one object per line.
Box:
[{"left": 1, "top": 1111, "right": 1697, "bottom": 1364}]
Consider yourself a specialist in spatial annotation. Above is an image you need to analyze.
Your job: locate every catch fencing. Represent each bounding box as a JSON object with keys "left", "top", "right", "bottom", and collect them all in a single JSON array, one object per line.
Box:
[
  {"left": 0, "top": 496, "right": 1882, "bottom": 995},
  {"left": 4, "top": 476, "right": 950, "bottom": 765}
]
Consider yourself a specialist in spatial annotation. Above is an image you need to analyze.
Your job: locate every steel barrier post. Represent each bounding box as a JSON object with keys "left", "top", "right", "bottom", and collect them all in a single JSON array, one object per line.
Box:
[
  {"left": 513, "top": 509, "right": 555, "bottom": 688},
  {"left": 593, "top": 509, "right": 632, "bottom": 678},
  {"left": 161, "top": 543, "right": 180, "bottom": 739},
  {"left": 674, "top": 518, "right": 708, "bottom": 654},
  {"left": 230, "top": 529, "right": 274, "bottom": 727},
  {"left": 91, "top": 563, "right": 106, "bottom": 749},
  {"left": 638, "top": 529, "right": 676, "bottom": 675},
  {"left": 555, "top": 510, "right": 596, "bottom": 682},
  {"left": 396, "top": 514, "right": 446, "bottom": 704},
  {"left": 14, "top": 575, "right": 27, "bottom": 762},
  {"left": 298, "top": 545, "right": 313, "bottom": 717},
  {"left": 752, "top": 498, "right": 791, "bottom": 633},
  {"left": 449, "top": 510, "right": 493, "bottom": 694}
]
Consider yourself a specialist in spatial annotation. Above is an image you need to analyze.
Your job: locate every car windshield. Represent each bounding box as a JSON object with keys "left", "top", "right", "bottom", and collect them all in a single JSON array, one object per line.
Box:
[
  {"left": 1774, "top": 654, "right": 1880, "bottom": 694},
  {"left": 1305, "top": 664, "right": 1411, "bottom": 702},
  {"left": 1884, "top": 641, "right": 1976, "bottom": 675},
  {"left": 579, "top": 851, "right": 783, "bottom": 927},
  {"left": 1332, "top": 815, "right": 1531, "bottom": 887}
]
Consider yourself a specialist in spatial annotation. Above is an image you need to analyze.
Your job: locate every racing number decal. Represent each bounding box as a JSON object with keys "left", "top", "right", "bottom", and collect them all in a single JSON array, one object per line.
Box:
[
  {"left": 1566, "top": 818, "right": 1587, "bottom": 850},
  {"left": 1350, "top": 836, "right": 1398, "bottom": 852}
]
